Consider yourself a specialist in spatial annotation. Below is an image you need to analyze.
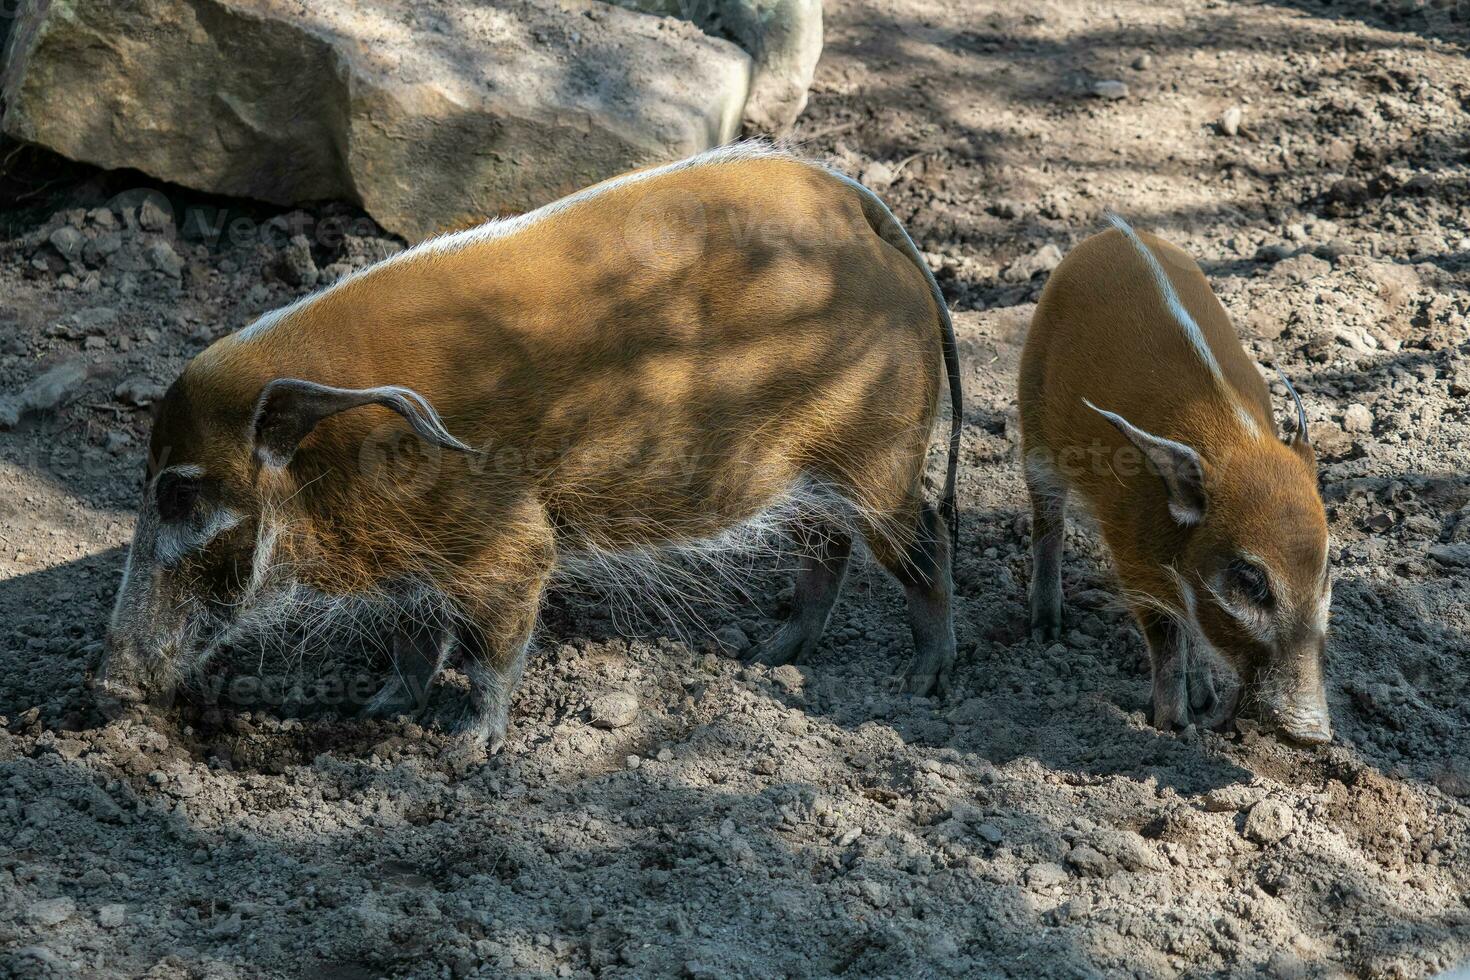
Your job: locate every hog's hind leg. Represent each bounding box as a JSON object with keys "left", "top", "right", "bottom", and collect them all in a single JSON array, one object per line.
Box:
[
  {"left": 1025, "top": 454, "right": 1067, "bottom": 644},
  {"left": 869, "top": 501, "right": 957, "bottom": 699},
  {"left": 747, "top": 519, "right": 852, "bottom": 667}
]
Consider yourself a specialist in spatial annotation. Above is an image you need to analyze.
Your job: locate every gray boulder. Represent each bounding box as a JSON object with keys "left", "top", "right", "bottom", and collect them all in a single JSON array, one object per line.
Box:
[
  {"left": 706, "top": 0, "right": 823, "bottom": 134},
  {"left": 0, "top": 0, "right": 753, "bottom": 241},
  {"left": 608, "top": 0, "right": 822, "bottom": 133}
]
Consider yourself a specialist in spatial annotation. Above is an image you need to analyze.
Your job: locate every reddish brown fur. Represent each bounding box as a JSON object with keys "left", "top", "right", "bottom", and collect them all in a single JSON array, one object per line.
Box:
[
  {"left": 109, "top": 148, "right": 961, "bottom": 754},
  {"left": 1019, "top": 225, "right": 1332, "bottom": 741},
  {"left": 160, "top": 154, "right": 943, "bottom": 577}
]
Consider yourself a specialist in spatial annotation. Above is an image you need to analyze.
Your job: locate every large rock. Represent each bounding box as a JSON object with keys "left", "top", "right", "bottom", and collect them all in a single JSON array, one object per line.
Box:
[
  {"left": 609, "top": 0, "right": 822, "bottom": 134},
  {"left": 702, "top": 0, "right": 822, "bottom": 134},
  {"left": 0, "top": 0, "right": 752, "bottom": 241}
]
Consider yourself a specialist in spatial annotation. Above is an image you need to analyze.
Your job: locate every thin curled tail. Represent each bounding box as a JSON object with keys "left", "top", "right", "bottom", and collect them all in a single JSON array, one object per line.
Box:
[{"left": 826, "top": 165, "right": 963, "bottom": 551}]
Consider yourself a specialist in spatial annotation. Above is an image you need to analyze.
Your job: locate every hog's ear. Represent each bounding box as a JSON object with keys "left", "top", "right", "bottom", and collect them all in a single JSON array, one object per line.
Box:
[
  {"left": 1276, "top": 369, "right": 1311, "bottom": 449},
  {"left": 1274, "top": 369, "right": 1319, "bottom": 473},
  {"left": 250, "top": 378, "right": 475, "bottom": 468},
  {"left": 1084, "top": 399, "right": 1207, "bottom": 526}
]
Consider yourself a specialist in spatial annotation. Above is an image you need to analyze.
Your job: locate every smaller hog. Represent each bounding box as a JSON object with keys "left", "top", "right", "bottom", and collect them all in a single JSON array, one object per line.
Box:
[{"left": 1018, "top": 217, "right": 1332, "bottom": 743}]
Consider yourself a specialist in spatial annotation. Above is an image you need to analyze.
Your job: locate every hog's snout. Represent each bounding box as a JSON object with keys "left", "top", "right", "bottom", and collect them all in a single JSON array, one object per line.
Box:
[
  {"left": 1248, "top": 679, "right": 1332, "bottom": 746},
  {"left": 1267, "top": 699, "right": 1332, "bottom": 745},
  {"left": 95, "top": 631, "right": 177, "bottom": 716}
]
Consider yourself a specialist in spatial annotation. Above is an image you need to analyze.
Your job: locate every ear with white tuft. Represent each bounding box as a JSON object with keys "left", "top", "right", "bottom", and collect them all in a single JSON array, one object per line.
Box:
[
  {"left": 1275, "top": 368, "right": 1311, "bottom": 448},
  {"left": 251, "top": 378, "right": 476, "bottom": 469},
  {"left": 1084, "top": 399, "right": 1207, "bottom": 525}
]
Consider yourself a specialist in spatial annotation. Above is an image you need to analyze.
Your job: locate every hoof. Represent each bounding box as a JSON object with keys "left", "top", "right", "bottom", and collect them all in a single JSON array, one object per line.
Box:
[
  {"left": 361, "top": 678, "right": 424, "bottom": 720},
  {"left": 438, "top": 733, "right": 493, "bottom": 772},
  {"left": 745, "top": 626, "right": 815, "bottom": 668},
  {"left": 1028, "top": 600, "right": 1063, "bottom": 645},
  {"left": 444, "top": 697, "right": 509, "bottom": 768},
  {"left": 1189, "top": 687, "right": 1219, "bottom": 719},
  {"left": 1148, "top": 697, "right": 1191, "bottom": 734},
  {"left": 1187, "top": 668, "right": 1219, "bottom": 719},
  {"left": 1030, "top": 623, "right": 1062, "bottom": 645},
  {"left": 890, "top": 664, "right": 952, "bottom": 699}
]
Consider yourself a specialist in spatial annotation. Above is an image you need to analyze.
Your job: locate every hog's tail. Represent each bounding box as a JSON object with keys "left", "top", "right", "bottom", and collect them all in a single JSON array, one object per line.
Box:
[{"left": 826, "top": 165, "right": 963, "bottom": 551}]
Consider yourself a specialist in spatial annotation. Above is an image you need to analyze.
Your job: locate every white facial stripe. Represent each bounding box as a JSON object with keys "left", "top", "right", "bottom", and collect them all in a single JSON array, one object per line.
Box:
[
  {"left": 1199, "top": 575, "right": 1275, "bottom": 645},
  {"left": 238, "top": 139, "right": 793, "bottom": 343},
  {"left": 1173, "top": 569, "right": 1197, "bottom": 618},
  {"left": 160, "top": 464, "right": 205, "bottom": 482},
  {"left": 1240, "top": 549, "right": 1331, "bottom": 637},
  {"left": 1195, "top": 550, "right": 1331, "bottom": 648},
  {"left": 1164, "top": 567, "right": 1226, "bottom": 660},
  {"left": 109, "top": 520, "right": 144, "bottom": 632},
  {"left": 152, "top": 465, "right": 223, "bottom": 564},
  {"left": 247, "top": 520, "right": 280, "bottom": 597},
  {"left": 156, "top": 507, "right": 242, "bottom": 565}
]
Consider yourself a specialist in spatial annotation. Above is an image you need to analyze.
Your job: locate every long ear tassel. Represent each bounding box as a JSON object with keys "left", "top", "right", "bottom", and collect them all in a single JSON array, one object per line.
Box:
[
  {"left": 1275, "top": 367, "right": 1310, "bottom": 446},
  {"left": 1082, "top": 398, "right": 1207, "bottom": 526},
  {"left": 251, "top": 378, "right": 479, "bottom": 469}
]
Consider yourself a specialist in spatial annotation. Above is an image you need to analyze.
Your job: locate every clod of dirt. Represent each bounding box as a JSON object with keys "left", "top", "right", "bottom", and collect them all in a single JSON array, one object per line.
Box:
[
  {"left": 589, "top": 692, "right": 639, "bottom": 729},
  {"left": 24, "top": 898, "right": 75, "bottom": 927},
  {"left": 1090, "top": 79, "right": 1128, "bottom": 99},
  {"left": 1342, "top": 403, "right": 1374, "bottom": 433},
  {"left": 1244, "top": 799, "right": 1297, "bottom": 845},
  {"left": 272, "top": 235, "right": 319, "bottom": 288},
  {"left": 1221, "top": 105, "right": 1243, "bottom": 136},
  {"left": 771, "top": 664, "right": 805, "bottom": 694},
  {"left": 1065, "top": 843, "right": 1113, "bottom": 877}
]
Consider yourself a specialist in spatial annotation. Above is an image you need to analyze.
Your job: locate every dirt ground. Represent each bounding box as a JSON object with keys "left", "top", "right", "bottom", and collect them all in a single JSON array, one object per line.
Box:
[{"left": 2, "top": 0, "right": 1470, "bottom": 977}]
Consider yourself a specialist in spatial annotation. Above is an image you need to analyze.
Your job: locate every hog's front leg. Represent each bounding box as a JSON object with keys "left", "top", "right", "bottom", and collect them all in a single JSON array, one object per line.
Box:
[
  {"left": 441, "top": 513, "right": 555, "bottom": 764},
  {"left": 1139, "top": 611, "right": 1191, "bottom": 732},
  {"left": 454, "top": 617, "right": 535, "bottom": 757},
  {"left": 431, "top": 582, "right": 548, "bottom": 766},
  {"left": 1185, "top": 644, "right": 1220, "bottom": 720},
  {"left": 363, "top": 614, "right": 455, "bottom": 719}
]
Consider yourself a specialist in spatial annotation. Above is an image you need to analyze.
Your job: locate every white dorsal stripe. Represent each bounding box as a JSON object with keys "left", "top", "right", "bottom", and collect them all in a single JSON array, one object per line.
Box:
[
  {"left": 1105, "top": 213, "right": 1260, "bottom": 437},
  {"left": 238, "top": 140, "right": 790, "bottom": 343},
  {"left": 1105, "top": 213, "right": 1224, "bottom": 382}
]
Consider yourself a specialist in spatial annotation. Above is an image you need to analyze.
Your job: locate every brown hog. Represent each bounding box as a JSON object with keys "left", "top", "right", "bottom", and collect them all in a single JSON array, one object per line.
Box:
[
  {"left": 99, "top": 143, "right": 964, "bottom": 757},
  {"left": 1018, "top": 216, "right": 1332, "bottom": 744}
]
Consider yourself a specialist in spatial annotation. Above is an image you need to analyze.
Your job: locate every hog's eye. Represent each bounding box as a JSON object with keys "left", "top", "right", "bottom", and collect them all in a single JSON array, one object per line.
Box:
[
  {"left": 155, "top": 472, "right": 201, "bottom": 522},
  {"left": 1226, "top": 559, "right": 1272, "bottom": 608}
]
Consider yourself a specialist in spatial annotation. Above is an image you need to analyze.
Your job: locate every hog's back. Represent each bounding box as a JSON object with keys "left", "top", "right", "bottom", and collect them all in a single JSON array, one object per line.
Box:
[{"left": 244, "top": 155, "right": 945, "bottom": 546}]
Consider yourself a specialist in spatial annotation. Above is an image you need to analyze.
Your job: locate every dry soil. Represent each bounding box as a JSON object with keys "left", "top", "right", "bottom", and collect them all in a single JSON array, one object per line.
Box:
[{"left": 1, "top": 0, "right": 1469, "bottom": 977}]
